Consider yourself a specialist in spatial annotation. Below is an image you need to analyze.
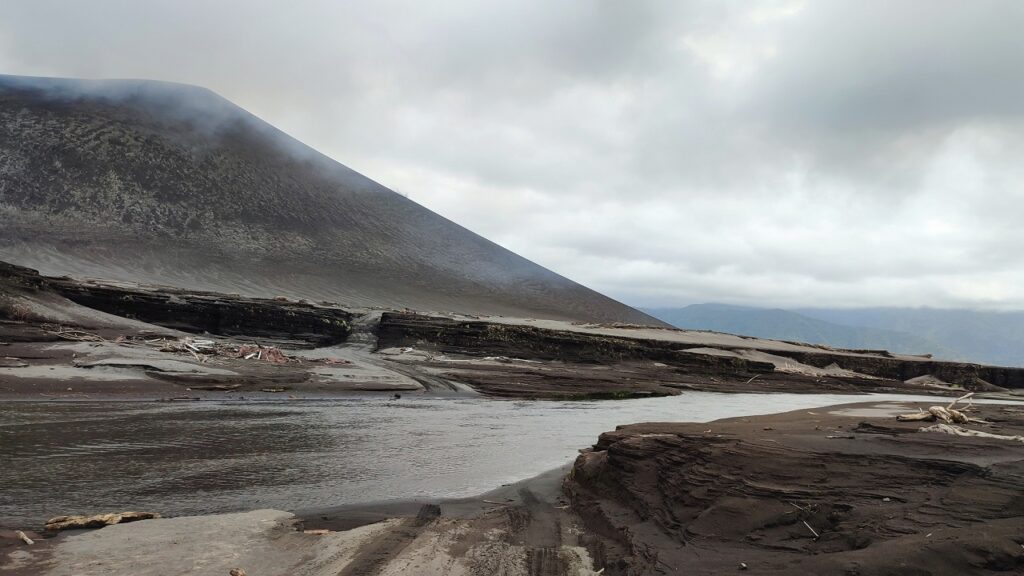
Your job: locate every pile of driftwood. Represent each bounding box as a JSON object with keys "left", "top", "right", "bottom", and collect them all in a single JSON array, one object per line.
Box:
[
  {"left": 139, "top": 336, "right": 353, "bottom": 366},
  {"left": 44, "top": 325, "right": 106, "bottom": 342},
  {"left": 139, "top": 336, "right": 296, "bottom": 365},
  {"left": 235, "top": 344, "right": 290, "bottom": 364},
  {"left": 46, "top": 327, "right": 353, "bottom": 367},
  {"left": 898, "top": 392, "right": 1024, "bottom": 443},
  {"left": 156, "top": 336, "right": 217, "bottom": 358},
  {"left": 897, "top": 392, "right": 975, "bottom": 424}
]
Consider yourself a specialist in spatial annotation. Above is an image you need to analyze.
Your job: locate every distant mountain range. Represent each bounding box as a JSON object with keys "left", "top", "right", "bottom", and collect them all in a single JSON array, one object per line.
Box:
[
  {"left": 643, "top": 304, "right": 1024, "bottom": 367},
  {"left": 795, "top": 308, "right": 1024, "bottom": 368}
]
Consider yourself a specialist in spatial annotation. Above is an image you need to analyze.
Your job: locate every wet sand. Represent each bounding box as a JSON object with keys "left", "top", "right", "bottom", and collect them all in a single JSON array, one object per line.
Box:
[{"left": 2, "top": 466, "right": 592, "bottom": 576}]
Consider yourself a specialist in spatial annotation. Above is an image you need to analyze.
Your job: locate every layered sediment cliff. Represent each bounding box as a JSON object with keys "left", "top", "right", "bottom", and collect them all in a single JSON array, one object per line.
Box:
[{"left": 566, "top": 404, "right": 1024, "bottom": 574}]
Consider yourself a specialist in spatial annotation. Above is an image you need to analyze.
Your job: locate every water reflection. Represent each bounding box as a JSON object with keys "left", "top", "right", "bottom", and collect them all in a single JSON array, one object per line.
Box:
[{"left": 1, "top": 392, "right": 949, "bottom": 525}]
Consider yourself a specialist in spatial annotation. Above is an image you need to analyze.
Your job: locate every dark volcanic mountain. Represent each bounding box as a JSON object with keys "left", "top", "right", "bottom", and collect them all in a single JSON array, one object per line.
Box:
[{"left": 0, "top": 75, "right": 658, "bottom": 324}]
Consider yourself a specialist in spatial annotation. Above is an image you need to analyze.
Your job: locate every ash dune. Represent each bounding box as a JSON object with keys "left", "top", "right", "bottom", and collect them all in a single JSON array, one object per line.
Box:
[{"left": 0, "top": 74, "right": 658, "bottom": 325}]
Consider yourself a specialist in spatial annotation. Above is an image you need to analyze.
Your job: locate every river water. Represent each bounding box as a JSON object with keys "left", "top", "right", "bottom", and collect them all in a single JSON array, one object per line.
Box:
[{"left": 1, "top": 392, "right": 948, "bottom": 526}]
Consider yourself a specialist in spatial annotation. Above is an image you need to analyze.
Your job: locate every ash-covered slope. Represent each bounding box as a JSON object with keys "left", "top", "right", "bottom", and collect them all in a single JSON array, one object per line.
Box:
[{"left": 0, "top": 75, "right": 659, "bottom": 324}]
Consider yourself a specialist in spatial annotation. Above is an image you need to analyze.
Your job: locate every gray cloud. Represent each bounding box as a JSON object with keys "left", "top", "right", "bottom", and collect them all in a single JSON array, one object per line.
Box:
[{"left": 2, "top": 0, "right": 1023, "bottom": 309}]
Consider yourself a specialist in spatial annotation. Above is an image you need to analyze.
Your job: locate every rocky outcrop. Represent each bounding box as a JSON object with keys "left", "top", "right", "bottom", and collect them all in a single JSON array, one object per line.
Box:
[
  {"left": 0, "top": 261, "right": 45, "bottom": 293},
  {"left": 376, "top": 312, "right": 774, "bottom": 374},
  {"left": 377, "top": 312, "right": 1024, "bottom": 391},
  {"left": 0, "top": 260, "right": 352, "bottom": 346},
  {"left": 47, "top": 277, "right": 353, "bottom": 347},
  {"left": 772, "top": 349, "right": 1024, "bottom": 390}
]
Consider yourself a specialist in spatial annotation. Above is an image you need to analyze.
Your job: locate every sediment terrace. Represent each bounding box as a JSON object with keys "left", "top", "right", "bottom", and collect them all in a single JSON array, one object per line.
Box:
[
  {"left": 375, "top": 312, "right": 1024, "bottom": 396},
  {"left": 47, "top": 274, "right": 353, "bottom": 348},
  {"left": 2, "top": 261, "right": 1024, "bottom": 399},
  {"left": 566, "top": 402, "right": 1024, "bottom": 574}
]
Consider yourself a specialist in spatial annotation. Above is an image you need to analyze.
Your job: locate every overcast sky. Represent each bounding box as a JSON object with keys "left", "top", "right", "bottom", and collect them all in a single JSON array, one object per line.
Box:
[{"left": 3, "top": 1, "right": 1024, "bottom": 309}]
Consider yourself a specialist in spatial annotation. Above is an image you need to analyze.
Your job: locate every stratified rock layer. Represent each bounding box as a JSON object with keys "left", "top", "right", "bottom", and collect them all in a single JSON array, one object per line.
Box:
[
  {"left": 376, "top": 312, "right": 1024, "bottom": 391},
  {"left": 566, "top": 404, "right": 1024, "bottom": 575}
]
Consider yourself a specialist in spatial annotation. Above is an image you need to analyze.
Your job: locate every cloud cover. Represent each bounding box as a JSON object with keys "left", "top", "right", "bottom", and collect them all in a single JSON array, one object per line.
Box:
[{"left": 2, "top": 0, "right": 1023, "bottom": 309}]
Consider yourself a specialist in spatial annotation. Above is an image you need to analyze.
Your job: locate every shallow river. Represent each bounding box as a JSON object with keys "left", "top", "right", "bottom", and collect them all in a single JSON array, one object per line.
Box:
[{"left": 2, "top": 392, "right": 946, "bottom": 525}]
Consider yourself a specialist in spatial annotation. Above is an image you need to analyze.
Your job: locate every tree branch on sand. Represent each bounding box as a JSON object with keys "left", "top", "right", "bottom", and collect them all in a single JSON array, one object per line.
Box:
[{"left": 920, "top": 423, "right": 1024, "bottom": 443}]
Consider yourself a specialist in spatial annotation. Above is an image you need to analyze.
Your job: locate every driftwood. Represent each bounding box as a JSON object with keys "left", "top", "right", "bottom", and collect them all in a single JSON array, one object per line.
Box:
[
  {"left": 44, "top": 326, "right": 105, "bottom": 342},
  {"left": 45, "top": 511, "right": 160, "bottom": 531},
  {"left": 103, "top": 335, "right": 347, "bottom": 369},
  {"left": 802, "top": 520, "right": 819, "bottom": 539},
  {"left": 189, "top": 384, "right": 242, "bottom": 391},
  {"left": 920, "top": 423, "right": 1024, "bottom": 443},
  {"left": 235, "top": 344, "right": 290, "bottom": 364},
  {"left": 15, "top": 530, "right": 33, "bottom": 545},
  {"left": 147, "top": 337, "right": 301, "bottom": 365},
  {"left": 897, "top": 392, "right": 974, "bottom": 424}
]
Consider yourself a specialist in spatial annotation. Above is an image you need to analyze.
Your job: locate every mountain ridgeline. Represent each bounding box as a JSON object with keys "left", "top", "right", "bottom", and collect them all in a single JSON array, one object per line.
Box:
[
  {"left": 796, "top": 307, "right": 1024, "bottom": 369},
  {"left": 645, "top": 304, "right": 956, "bottom": 359},
  {"left": 0, "top": 75, "right": 659, "bottom": 324},
  {"left": 646, "top": 304, "right": 1024, "bottom": 367}
]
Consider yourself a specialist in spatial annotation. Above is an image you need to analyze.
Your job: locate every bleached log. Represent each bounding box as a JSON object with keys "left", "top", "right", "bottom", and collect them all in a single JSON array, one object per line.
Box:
[
  {"left": 896, "top": 410, "right": 934, "bottom": 422},
  {"left": 45, "top": 511, "right": 160, "bottom": 531},
  {"left": 927, "top": 406, "right": 971, "bottom": 424},
  {"left": 897, "top": 398, "right": 972, "bottom": 424},
  {"left": 920, "top": 424, "right": 1024, "bottom": 443}
]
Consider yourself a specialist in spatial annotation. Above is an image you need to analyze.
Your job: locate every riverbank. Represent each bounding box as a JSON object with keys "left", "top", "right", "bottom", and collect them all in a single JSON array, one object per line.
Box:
[
  {"left": 5, "top": 261, "right": 1024, "bottom": 401},
  {"left": 5, "top": 399, "right": 1022, "bottom": 575},
  {"left": 568, "top": 400, "right": 1024, "bottom": 575},
  {"left": 2, "top": 465, "right": 593, "bottom": 576}
]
